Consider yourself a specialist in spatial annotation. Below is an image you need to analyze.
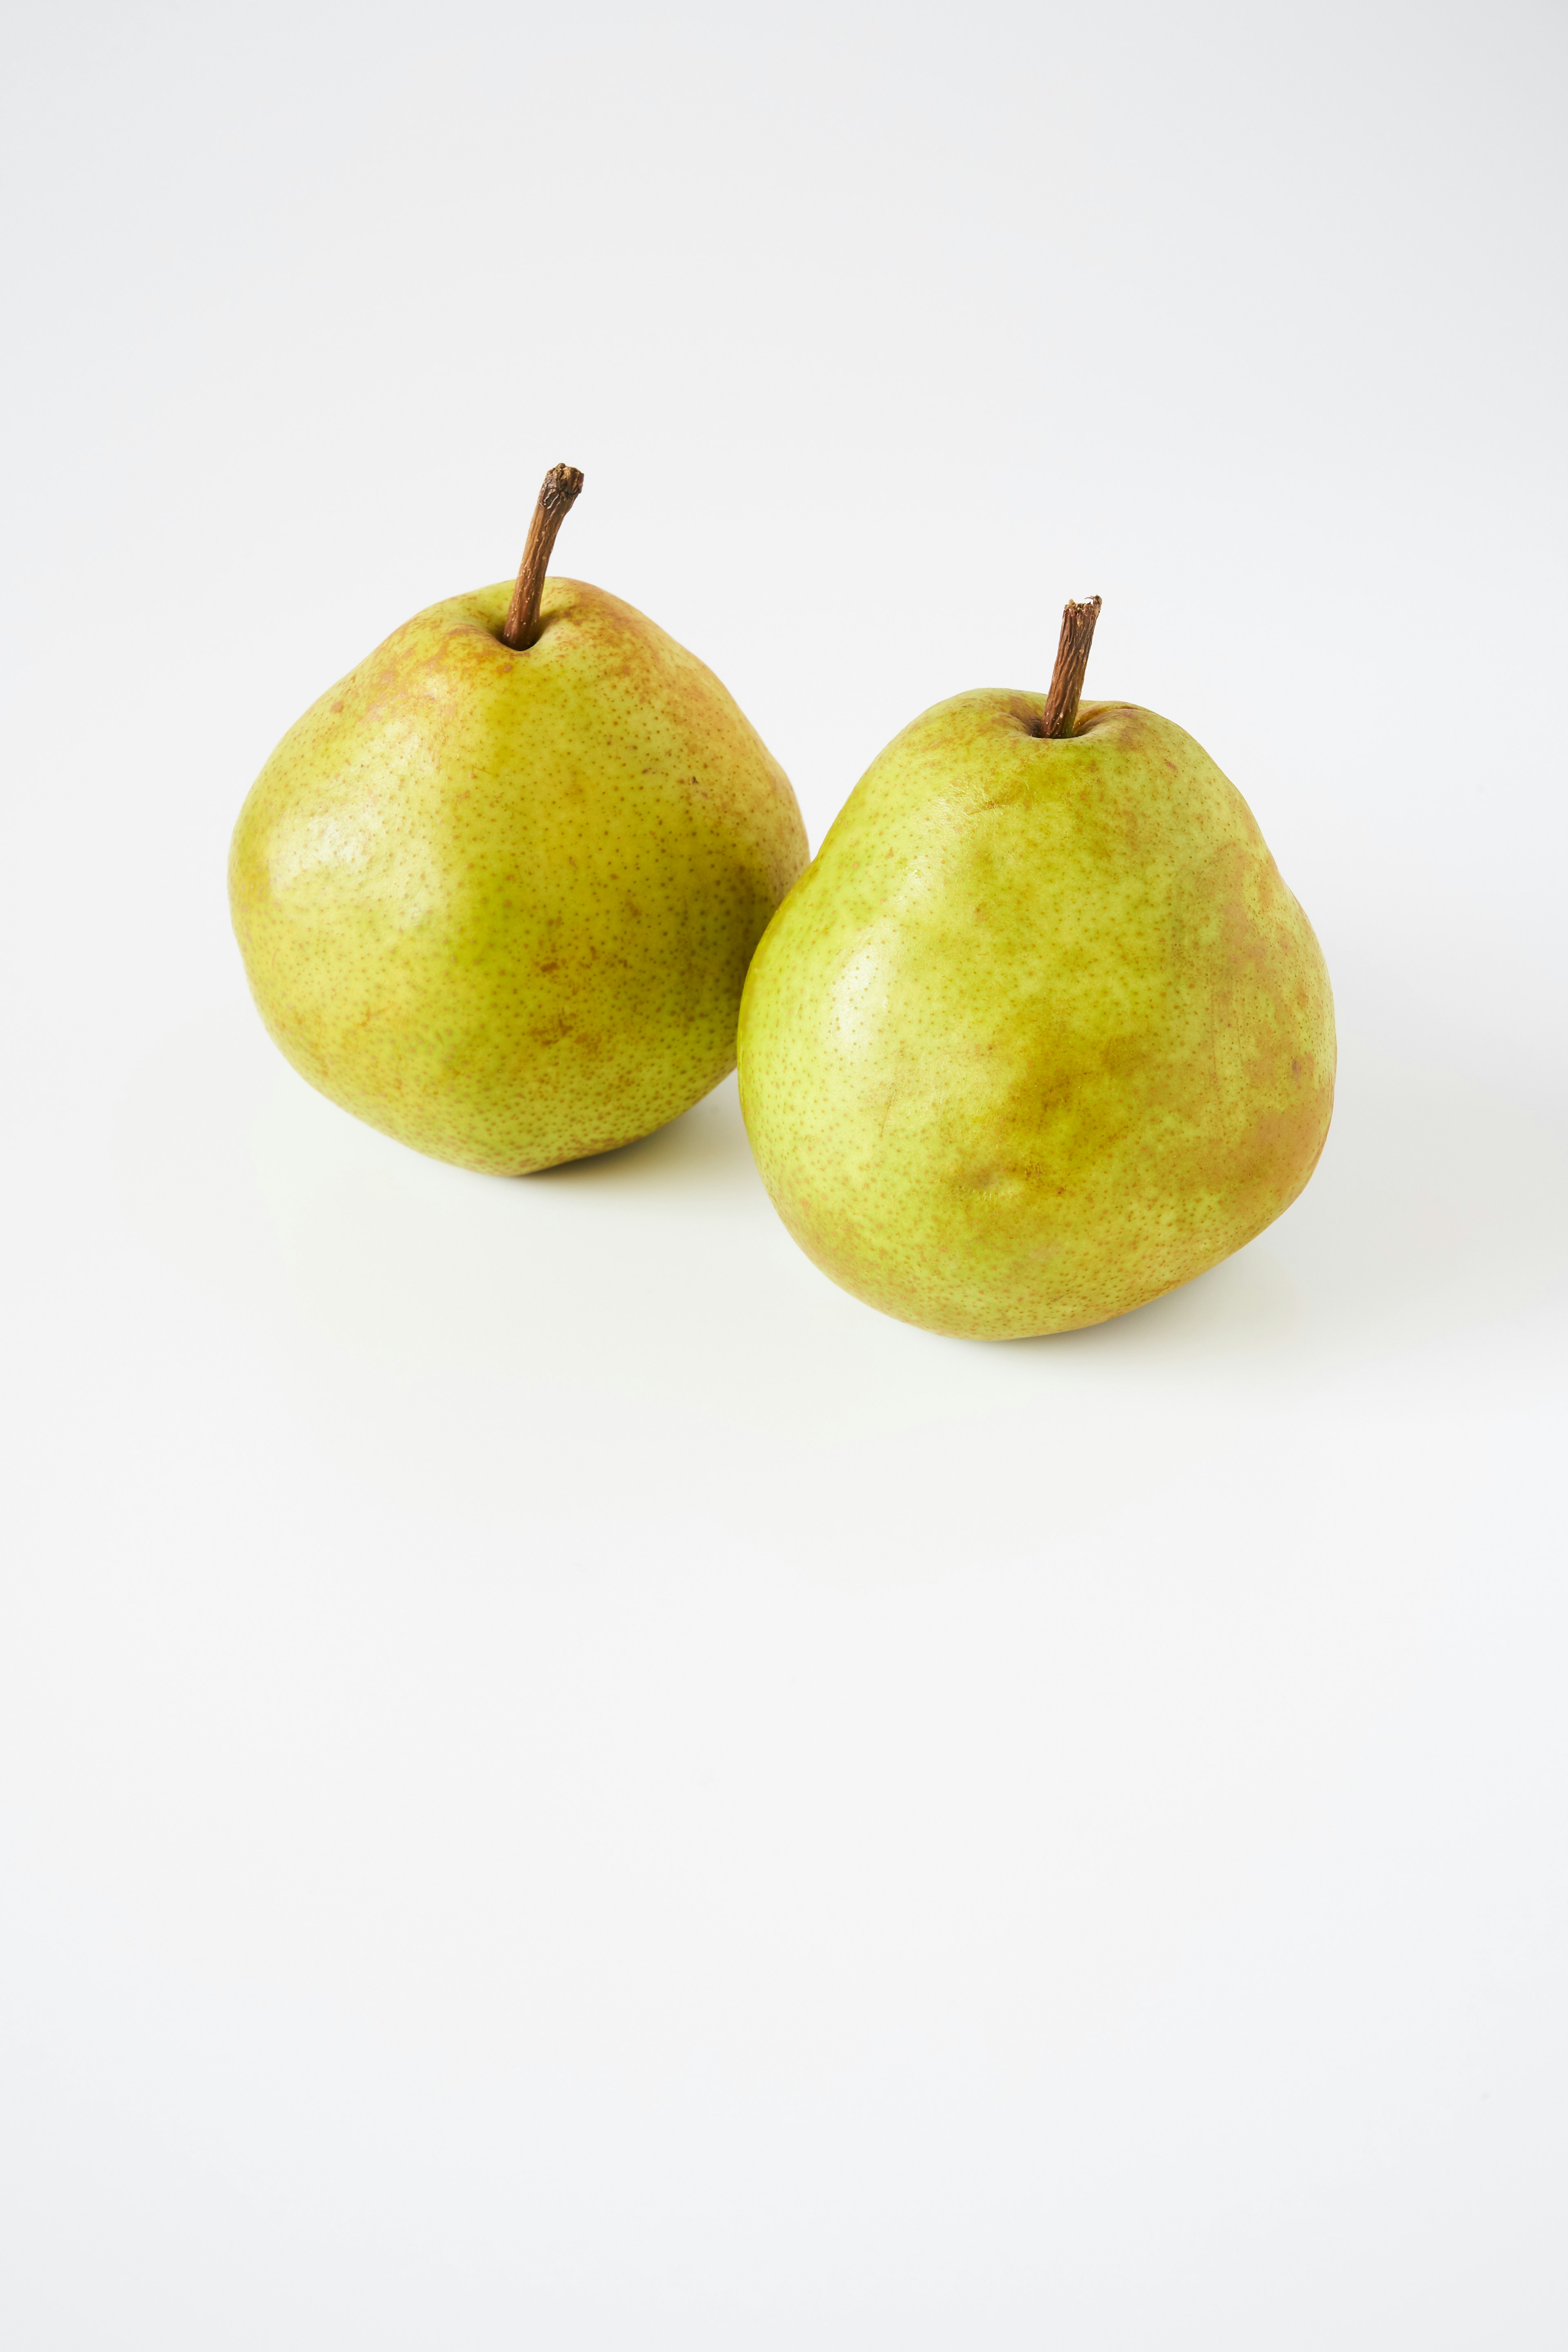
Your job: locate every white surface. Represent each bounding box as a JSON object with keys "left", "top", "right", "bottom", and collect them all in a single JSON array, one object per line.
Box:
[{"left": 4, "top": 2, "right": 1567, "bottom": 2343}]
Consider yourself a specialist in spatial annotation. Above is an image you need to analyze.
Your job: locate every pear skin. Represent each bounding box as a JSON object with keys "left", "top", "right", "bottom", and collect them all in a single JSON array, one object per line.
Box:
[
  {"left": 737, "top": 692, "right": 1334, "bottom": 1338},
  {"left": 231, "top": 576, "right": 807, "bottom": 1174}
]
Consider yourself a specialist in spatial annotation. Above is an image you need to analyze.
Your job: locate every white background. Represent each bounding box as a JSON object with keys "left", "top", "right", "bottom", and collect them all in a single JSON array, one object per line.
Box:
[{"left": 4, "top": 2, "right": 1566, "bottom": 2343}]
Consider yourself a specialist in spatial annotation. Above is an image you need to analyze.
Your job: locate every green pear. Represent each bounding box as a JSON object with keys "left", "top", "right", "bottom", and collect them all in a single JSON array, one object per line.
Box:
[
  {"left": 230, "top": 466, "right": 808, "bottom": 1174},
  {"left": 738, "top": 597, "right": 1334, "bottom": 1338}
]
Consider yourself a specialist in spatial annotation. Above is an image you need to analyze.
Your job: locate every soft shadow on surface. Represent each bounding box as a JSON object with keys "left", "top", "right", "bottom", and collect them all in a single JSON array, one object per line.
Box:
[
  {"left": 116, "top": 1014, "right": 1568, "bottom": 1458},
  {"left": 526, "top": 1074, "right": 760, "bottom": 1199},
  {"left": 1027, "top": 1041, "right": 1568, "bottom": 1374},
  {"left": 1062, "top": 1242, "right": 1309, "bottom": 1357},
  {"left": 515, "top": 1040, "right": 1568, "bottom": 1381}
]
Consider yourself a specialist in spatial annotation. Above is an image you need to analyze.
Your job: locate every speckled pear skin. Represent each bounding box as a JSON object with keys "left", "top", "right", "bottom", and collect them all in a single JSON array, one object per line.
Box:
[
  {"left": 230, "top": 577, "right": 807, "bottom": 1174},
  {"left": 737, "top": 692, "right": 1334, "bottom": 1339}
]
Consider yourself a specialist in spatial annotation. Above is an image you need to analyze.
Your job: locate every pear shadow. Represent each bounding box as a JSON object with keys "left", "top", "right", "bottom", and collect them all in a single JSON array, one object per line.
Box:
[
  {"left": 524, "top": 1044, "right": 1568, "bottom": 1378},
  {"left": 1021, "top": 1240, "right": 1307, "bottom": 1364},
  {"left": 997, "top": 1045, "right": 1568, "bottom": 1377},
  {"left": 911, "top": 1234, "right": 1304, "bottom": 1372},
  {"left": 525, "top": 1072, "right": 762, "bottom": 1203},
  {"left": 122, "top": 1012, "right": 1568, "bottom": 1402}
]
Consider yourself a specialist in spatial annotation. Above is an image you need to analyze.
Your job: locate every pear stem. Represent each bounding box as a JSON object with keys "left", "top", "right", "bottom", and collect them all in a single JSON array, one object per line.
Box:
[
  {"left": 501, "top": 464, "right": 585, "bottom": 649},
  {"left": 1040, "top": 595, "right": 1102, "bottom": 738}
]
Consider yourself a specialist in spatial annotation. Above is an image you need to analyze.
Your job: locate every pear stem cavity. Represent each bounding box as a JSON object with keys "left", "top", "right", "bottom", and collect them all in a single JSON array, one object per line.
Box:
[
  {"left": 501, "top": 463, "right": 585, "bottom": 649},
  {"left": 1040, "top": 595, "right": 1102, "bottom": 738}
]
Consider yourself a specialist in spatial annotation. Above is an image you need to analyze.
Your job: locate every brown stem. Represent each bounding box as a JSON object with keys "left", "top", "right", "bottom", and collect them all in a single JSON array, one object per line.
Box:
[
  {"left": 1040, "top": 595, "right": 1102, "bottom": 738},
  {"left": 501, "top": 464, "right": 585, "bottom": 648}
]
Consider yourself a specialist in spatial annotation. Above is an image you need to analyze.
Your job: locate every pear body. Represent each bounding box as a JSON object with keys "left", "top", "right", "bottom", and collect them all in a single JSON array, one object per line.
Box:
[
  {"left": 738, "top": 693, "right": 1334, "bottom": 1339},
  {"left": 230, "top": 577, "right": 807, "bottom": 1173}
]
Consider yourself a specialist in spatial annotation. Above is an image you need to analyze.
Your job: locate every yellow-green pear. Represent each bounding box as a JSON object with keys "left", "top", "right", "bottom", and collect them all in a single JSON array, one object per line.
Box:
[
  {"left": 230, "top": 466, "right": 808, "bottom": 1174},
  {"left": 738, "top": 597, "right": 1334, "bottom": 1339}
]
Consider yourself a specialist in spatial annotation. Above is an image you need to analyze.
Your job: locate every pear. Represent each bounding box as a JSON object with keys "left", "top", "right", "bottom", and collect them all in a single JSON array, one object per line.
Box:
[
  {"left": 738, "top": 597, "right": 1334, "bottom": 1339},
  {"left": 230, "top": 466, "right": 808, "bottom": 1174}
]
